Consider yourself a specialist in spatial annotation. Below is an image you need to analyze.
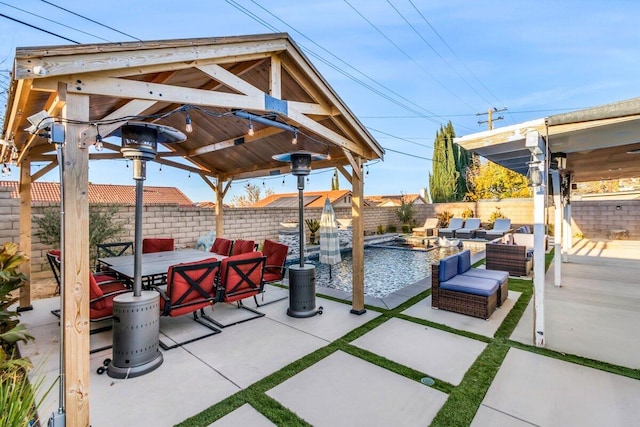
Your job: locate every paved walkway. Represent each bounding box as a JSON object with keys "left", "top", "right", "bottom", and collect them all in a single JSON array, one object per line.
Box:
[{"left": 17, "top": 239, "right": 640, "bottom": 426}]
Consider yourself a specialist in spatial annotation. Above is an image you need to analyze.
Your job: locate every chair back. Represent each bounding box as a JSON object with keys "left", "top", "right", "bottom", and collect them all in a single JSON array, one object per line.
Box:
[
  {"left": 493, "top": 218, "right": 511, "bottom": 231},
  {"left": 463, "top": 218, "right": 481, "bottom": 229},
  {"left": 262, "top": 240, "right": 288, "bottom": 283},
  {"left": 210, "top": 237, "right": 233, "bottom": 256},
  {"left": 46, "top": 250, "right": 62, "bottom": 287},
  {"left": 96, "top": 242, "right": 133, "bottom": 270},
  {"left": 218, "top": 252, "right": 266, "bottom": 303},
  {"left": 423, "top": 218, "right": 439, "bottom": 229},
  {"left": 448, "top": 218, "right": 464, "bottom": 229},
  {"left": 142, "top": 238, "right": 174, "bottom": 253},
  {"left": 231, "top": 239, "right": 255, "bottom": 256},
  {"left": 162, "top": 258, "right": 221, "bottom": 317}
]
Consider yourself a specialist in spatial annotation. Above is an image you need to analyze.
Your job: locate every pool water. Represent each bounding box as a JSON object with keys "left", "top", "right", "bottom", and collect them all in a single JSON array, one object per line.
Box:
[{"left": 305, "top": 245, "right": 473, "bottom": 298}]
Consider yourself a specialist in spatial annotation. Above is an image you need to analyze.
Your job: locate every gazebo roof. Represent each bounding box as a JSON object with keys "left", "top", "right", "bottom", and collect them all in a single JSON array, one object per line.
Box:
[{"left": 2, "top": 33, "right": 383, "bottom": 181}]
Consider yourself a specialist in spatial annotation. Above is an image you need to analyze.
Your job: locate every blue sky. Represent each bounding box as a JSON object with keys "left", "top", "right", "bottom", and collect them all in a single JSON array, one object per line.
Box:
[{"left": 2, "top": 0, "right": 640, "bottom": 202}]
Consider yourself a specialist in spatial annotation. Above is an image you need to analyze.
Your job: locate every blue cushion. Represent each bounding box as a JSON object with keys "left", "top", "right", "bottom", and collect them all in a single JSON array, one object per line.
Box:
[
  {"left": 440, "top": 275, "right": 499, "bottom": 297},
  {"left": 462, "top": 268, "right": 508, "bottom": 285},
  {"left": 438, "top": 254, "right": 458, "bottom": 282},
  {"left": 457, "top": 250, "right": 472, "bottom": 274}
]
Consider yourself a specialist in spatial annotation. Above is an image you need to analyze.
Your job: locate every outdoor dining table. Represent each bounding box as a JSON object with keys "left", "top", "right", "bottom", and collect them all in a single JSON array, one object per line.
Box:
[{"left": 98, "top": 249, "right": 226, "bottom": 284}]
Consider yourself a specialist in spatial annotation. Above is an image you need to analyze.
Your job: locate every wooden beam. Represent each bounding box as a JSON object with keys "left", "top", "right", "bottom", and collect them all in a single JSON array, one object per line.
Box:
[
  {"left": 270, "top": 55, "right": 282, "bottom": 99},
  {"left": 18, "top": 159, "right": 32, "bottom": 310},
  {"left": 64, "top": 76, "right": 265, "bottom": 111},
  {"left": 342, "top": 148, "right": 363, "bottom": 181},
  {"left": 15, "top": 39, "right": 289, "bottom": 79},
  {"left": 197, "top": 64, "right": 263, "bottom": 96},
  {"left": 351, "top": 156, "right": 365, "bottom": 314},
  {"left": 188, "top": 127, "right": 285, "bottom": 157},
  {"left": 337, "top": 164, "right": 352, "bottom": 186},
  {"left": 60, "top": 89, "right": 91, "bottom": 425},
  {"left": 32, "top": 160, "right": 57, "bottom": 181},
  {"left": 16, "top": 92, "right": 65, "bottom": 165},
  {"left": 5, "top": 79, "right": 32, "bottom": 141}
]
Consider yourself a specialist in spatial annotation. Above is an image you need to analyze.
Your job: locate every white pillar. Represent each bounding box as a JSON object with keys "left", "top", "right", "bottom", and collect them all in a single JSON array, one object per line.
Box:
[
  {"left": 563, "top": 203, "right": 571, "bottom": 262},
  {"left": 526, "top": 131, "right": 546, "bottom": 347},
  {"left": 551, "top": 171, "right": 562, "bottom": 287}
]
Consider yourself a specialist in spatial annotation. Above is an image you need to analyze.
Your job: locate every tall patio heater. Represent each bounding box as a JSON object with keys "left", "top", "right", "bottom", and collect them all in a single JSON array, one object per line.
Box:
[
  {"left": 273, "top": 151, "right": 326, "bottom": 317},
  {"left": 107, "top": 122, "right": 185, "bottom": 379}
]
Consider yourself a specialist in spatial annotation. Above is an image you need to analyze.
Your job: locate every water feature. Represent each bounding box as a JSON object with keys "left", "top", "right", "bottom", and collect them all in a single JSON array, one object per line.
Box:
[{"left": 305, "top": 243, "right": 484, "bottom": 298}]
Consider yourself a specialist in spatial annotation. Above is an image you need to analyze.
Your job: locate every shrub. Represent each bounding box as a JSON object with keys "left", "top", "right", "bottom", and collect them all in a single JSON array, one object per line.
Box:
[
  {"left": 401, "top": 225, "right": 411, "bottom": 234},
  {"left": 386, "top": 224, "right": 397, "bottom": 233},
  {"left": 35, "top": 204, "right": 126, "bottom": 267},
  {"left": 376, "top": 224, "right": 385, "bottom": 235},
  {"left": 395, "top": 196, "right": 415, "bottom": 226},
  {"left": 461, "top": 207, "right": 475, "bottom": 219},
  {"left": 436, "top": 210, "right": 453, "bottom": 228},
  {"left": 487, "top": 208, "right": 506, "bottom": 229},
  {"left": 305, "top": 219, "right": 320, "bottom": 244}
]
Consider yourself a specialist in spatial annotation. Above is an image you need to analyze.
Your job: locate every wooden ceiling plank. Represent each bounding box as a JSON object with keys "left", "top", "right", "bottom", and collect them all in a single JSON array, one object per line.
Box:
[
  {"left": 196, "top": 64, "right": 263, "bottom": 96},
  {"left": 65, "top": 76, "right": 265, "bottom": 111},
  {"left": 15, "top": 40, "right": 289, "bottom": 80}
]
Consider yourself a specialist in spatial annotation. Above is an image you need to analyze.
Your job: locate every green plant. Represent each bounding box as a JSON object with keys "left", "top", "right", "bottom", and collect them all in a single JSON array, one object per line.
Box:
[
  {"left": 436, "top": 210, "right": 453, "bottom": 228},
  {"left": 395, "top": 195, "right": 415, "bottom": 229},
  {"left": 35, "top": 204, "right": 126, "bottom": 267},
  {"left": 386, "top": 224, "right": 397, "bottom": 233},
  {"left": 401, "top": 225, "right": 411, "bottom": 234},
  {"left": 461, "top": 207, "right": 475, "bottom": 219},
  {"left": 487, "top": 208, "right": 506, "bottom": 229},
  {"left": 305, "top": 219, "right": 320, "bottom": 244},
  {"left": 376, "top": 224, "right": 385, "bottom": 235}
]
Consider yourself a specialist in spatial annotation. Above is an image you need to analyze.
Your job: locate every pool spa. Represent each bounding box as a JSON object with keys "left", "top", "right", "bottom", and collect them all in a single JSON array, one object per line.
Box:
[{"left": 304, "top": 242, "right": 485, "bottom": 298}]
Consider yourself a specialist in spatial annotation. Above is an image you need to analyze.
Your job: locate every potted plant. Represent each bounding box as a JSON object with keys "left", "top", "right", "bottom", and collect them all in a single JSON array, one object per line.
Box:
[
  {"left": 395, "top": 195, "right": 415, "bottom": 234},
  {"left": 305, "top": 219, "right": 320, "bottom": 244}
]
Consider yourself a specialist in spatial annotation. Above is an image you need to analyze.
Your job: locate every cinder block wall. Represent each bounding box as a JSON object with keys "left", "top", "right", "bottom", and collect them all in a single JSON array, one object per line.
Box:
[{"left": 1, "top": 185, "right": 637, "bottom": 280}]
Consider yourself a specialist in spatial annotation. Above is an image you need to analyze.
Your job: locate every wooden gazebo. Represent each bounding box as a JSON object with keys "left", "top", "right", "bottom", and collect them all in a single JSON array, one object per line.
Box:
[{"left": 1, "top": 33, "right": 383, "bottom": 424}]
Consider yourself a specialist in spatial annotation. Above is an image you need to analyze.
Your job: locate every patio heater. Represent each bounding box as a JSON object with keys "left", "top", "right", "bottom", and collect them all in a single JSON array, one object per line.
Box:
[
  {"left": 273, "top": 151, "right": 326, "bottom": 317},
  {"left": 107, "top": 122, "right": 185, "bottom": 379}
]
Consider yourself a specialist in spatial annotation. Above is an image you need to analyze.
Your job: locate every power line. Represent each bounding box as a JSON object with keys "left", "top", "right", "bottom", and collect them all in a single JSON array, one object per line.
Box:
[
  {"left": 366, "top": 126, "right": 433, "bottom": 149},
  {"left": 0, "top": 12, "right": 79, "bottom": 44},
  {"left": 382, "top": 146, "right": 432, "bottom": 161},
  {"left": 39, "top": 0, "right": 142, "bottom": 41},
  {"left": 0, "top": 1, "right": 113, "bottom": 42}
]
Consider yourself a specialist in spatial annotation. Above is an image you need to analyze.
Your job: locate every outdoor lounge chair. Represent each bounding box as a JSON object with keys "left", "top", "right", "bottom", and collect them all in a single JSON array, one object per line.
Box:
[
  {"left": 454, "top": 218, "right": 482, "bottom": 239},
  {"left": 142, "top": 238, "right": 174, "bottom": 253},
  {"left": 230, "top": 239, "right": 255, "bottom": 256},
  {"left": 483, "top": 218, "right": 512, "bottom": 240},
  {"left": 210, "top": 251, "right": 266, "bottom": 328},
  {"left": 210, "top": 237, "right": 233, "bottom": 257},
  {"left": 255, "top": 239, "right": 289, "bottom": 307},
  {"left": 155, "top": 257, "right": 222, "bottom": 350},
  {"left": 438, "top": 217, "right": 464, "bottom": 238},
  {"left": 412, "top": 218, "right": 439, "bottom": 236}
]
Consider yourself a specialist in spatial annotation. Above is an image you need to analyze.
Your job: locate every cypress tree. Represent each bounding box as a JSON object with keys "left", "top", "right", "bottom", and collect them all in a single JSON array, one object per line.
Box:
[{"left": 429, "top": 122, "right": 458, "bottom": 202}]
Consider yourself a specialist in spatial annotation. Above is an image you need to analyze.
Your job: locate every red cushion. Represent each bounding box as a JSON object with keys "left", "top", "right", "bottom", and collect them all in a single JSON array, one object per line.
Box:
[
  {"left": 231, "top": 240, "right": 255, "bottom": 256},
  {"left": 163, "top": 257, "right": 219, "bottom": 317},
  {"left": 210, "top": 238, "right": 232, "bottom": 256},
  {"left": 142, "top": 238, "right": 174, "bottom": 253},
  {"left": 262, "top": 240, "right": 288, "bottom": 282},
  {"left": 89, "top": 274, "right": 127, "bottom": 319},
  {"left": 219, "top": 252, "right": 264, "bottom": 303}
]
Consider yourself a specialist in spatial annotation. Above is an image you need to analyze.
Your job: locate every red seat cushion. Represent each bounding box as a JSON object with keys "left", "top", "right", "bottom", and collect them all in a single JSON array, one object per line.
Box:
[
  {"left": 142, "top": 238, "right": 174, "bottom": 253},
  {"left": 162, "top": 257, "right": 219, "bottom": 317},
  {"left": 231, "top": 239, "right": 255, "bottom": 256},
  {"left": 219, "top": 252, "right": 264, "bottom": 303},
  {"left": 89, "top": 274, "right": 127, "bottom": 319},
  {"left": 262, "top": 240, "right": 288, "bottom": 283},
  {"left": 210, "top": 238, "right": 232, "bottom": 256}
]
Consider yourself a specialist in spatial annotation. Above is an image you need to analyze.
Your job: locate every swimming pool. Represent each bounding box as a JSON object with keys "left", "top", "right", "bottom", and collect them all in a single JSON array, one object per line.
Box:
[{"left": 305, "top": 245, "right": 476, "bottom": 298}]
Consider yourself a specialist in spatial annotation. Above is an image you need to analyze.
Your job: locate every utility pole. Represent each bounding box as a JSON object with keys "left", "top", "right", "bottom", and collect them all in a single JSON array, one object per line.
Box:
[{"left": 477, "top": 107, "right": 507, "bottom": 130}]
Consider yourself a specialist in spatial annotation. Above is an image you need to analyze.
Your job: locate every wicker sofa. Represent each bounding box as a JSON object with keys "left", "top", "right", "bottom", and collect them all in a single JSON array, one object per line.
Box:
[
  {"left": 485, "top": 239, "right": 533, "bottom": 277},
  {"left": 431, "top": 250, "right": 509, "bottom": 319}
]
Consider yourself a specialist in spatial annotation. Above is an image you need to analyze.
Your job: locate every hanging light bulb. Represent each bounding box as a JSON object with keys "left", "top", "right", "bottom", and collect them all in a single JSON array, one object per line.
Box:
[
  {"left": 7, "top": 166, "right": 11, "bottom": 177},
  {"left": 188, "top": 171, "right": 191, "bottom": 179},
  {"left": 185, "top": 112, "right": 193, "bottom": 133},
  {"left": 159, "top": 164, "right": 163, "bottom": 173},
  {"left": 1, "top": 164, "right": 6, "bottom": 177},
  {"left": 262, "top": 179, "right": 265, "bottom": 187},
  {"left": 94, "top": 125, "right": 104, "bottom": 151},
  {"left": 126, "top": 160, "right": 129, "bottom": 169},
  {"left": 306, "top": 176, "right": 310, "bottom": 184},
  {"left": 291, "top": 130, "right": 298, "bottom": 145},
  {"left": 10, "top": 146, "right": 18, "bottom": 162},
  {"left": 282, "top": 177, "right": 286, "bottom": 186},
  {"left": 366, "top": 165, "right": 369, "bottom": 176},
  {"left": 326, "top": 149, "right": 331, "bottom": 160},
  {"left": 248, "top": 119, "right": 254, "bottom": 136}
]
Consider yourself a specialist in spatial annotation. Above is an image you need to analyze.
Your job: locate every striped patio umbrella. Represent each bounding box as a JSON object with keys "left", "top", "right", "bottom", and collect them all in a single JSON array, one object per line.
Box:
[{"left": 319, "top": 197, "right": 341, "bottom": 278}]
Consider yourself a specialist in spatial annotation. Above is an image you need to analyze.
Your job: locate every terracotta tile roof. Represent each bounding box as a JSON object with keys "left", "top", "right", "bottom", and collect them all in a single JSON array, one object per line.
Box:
[
  {"left": 253, "top": 189, "right": 351, "bottom": 208},
  {"left": 365, "top": 193, "right": 425, "bottom": 207},
  {"left": 0, "top": 181, "right": 194, "bottom": 206}
]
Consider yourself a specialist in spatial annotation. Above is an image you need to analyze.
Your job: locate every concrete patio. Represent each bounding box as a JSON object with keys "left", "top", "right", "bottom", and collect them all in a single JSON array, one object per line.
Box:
[{"left": 16, "top": 240, "right": 640, "bottom": 426}]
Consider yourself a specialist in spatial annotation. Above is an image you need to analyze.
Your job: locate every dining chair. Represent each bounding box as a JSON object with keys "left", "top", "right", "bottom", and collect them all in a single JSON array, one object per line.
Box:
[
  {"left": 96, "top": 241, "right": 133, "bottom": 271},
  {"left": 210, "top": 237, "right": 233, "bottom": 256},
  {"left": 230, "top": 239, "right": 255, "bottom": 256},
  {"left": 254, "top": 239, "right": 288, "bottom": 307},
  {"left": 142, "top": 238, "right": 175, "bottom": 254},
  {"left": 155, "top": 257, "right": 222, "bottom": 350},
  {"left": 206, "top": 251, "right": 266, "bottom": 328},
  {"left": 46, "top": 249, "right": 62, "bottom": 295}
]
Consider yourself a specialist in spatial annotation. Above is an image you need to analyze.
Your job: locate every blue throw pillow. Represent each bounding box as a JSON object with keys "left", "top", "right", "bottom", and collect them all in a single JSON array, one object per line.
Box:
[
  {"left": 439, "top": 254, "right": 458, "bottom": 282},
  {"left": 457, "top": 250, "right": 471, "bottom": 274}
]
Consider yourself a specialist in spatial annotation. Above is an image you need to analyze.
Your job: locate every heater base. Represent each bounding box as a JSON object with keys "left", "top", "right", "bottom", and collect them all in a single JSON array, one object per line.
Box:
[{"left": 107, "top": 352, "right": 163, "bottom": 379}]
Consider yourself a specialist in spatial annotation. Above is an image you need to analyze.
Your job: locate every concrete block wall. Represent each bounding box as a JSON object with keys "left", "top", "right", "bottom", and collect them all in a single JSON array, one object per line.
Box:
[{"left": 571, "top": 200, "right": 640, "bottom": 239}]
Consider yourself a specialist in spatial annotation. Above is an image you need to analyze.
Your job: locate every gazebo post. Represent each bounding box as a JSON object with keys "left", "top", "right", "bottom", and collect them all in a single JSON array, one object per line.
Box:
[
  {"left": 350, "top": 156, "right": 366, "bottom": 315},
  {"left": 18, "top": 159, "right": 32, "bottom": 311},
  {"left": 550, "top": 170, "right": 563, "bottom": 287}
]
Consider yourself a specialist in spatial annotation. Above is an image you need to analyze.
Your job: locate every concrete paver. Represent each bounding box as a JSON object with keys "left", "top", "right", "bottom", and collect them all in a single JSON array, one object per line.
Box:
[
  {"left": 208, "top": 404, "right": 276, "bottom": 427},
  {"left": 351, "top": 317, "right": 486, "bottom": 385},
  {"left": 478, "top": 347, "right": 640, "bottom": 427},
  {"left": 267, "top": 350, "right": 448, "bottom": 427}
]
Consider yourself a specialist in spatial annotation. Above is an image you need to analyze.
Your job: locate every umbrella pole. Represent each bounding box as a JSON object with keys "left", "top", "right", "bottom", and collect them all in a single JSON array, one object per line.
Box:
[{"left": 329, "top": 265, "right": 332, "bottom": 279}]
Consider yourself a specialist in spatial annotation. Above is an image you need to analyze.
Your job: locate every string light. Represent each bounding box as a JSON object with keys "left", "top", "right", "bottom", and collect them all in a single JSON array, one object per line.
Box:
[
  {"left": 248, "top": 119, "right": 254, "bottom": 136},
  {"left": 282, "top": 177, "right": 286, "bottom": 186},
  {"left": 10, "top": 146, "right": 18, "bottom": 162},
  {"left": 291, "top": 130, "right": 298, "bottom": 145},
  {"left": 188, "top": 171, "right": 191, "bottom": 179},
  {"left": 262, "top": 179, "right": 265, "bottom": 187},
  {"left": 185, "top": 112, "right": 193, "bottom": 133},
  {"left": 1, "top": 163, "right": 10, "bottom": 177},
  {"left": 159, "top": 164, "right": 162, "bottom": 173},
  {"left": 326, "top": 149, "right": 331, "bottom": 160},
  {"left": 126, "top": 160, "right": 129, "bottom": 169},
  {"left": 306, "top": 176, "right": 310, "bottom": 184}
]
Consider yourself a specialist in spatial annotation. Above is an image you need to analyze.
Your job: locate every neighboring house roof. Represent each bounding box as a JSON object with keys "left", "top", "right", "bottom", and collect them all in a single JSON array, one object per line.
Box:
[
  {"left": 0, "top": 181, "right": 194, "bottom": 206},
  {"left": 365, "top": 194, "right": 425, "bottom": 207},
  {"left": 253, "top": 190, "right": 351, "bottom": 208}
]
